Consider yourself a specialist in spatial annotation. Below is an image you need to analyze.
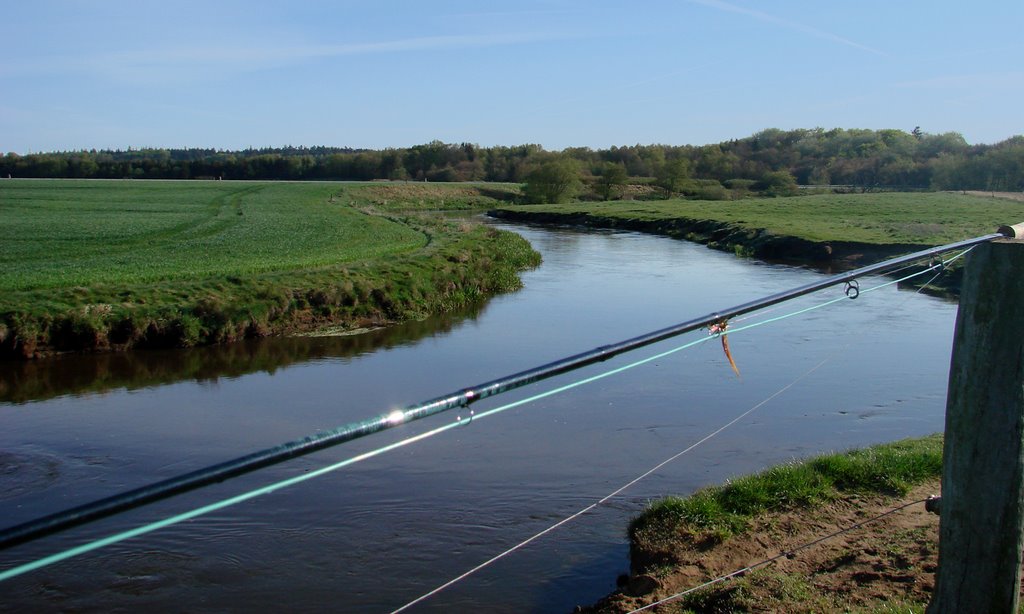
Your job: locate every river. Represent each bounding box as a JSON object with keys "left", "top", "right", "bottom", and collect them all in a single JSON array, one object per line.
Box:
[{"left": 0, "top": 218, "right": 957, "bottom": 613}]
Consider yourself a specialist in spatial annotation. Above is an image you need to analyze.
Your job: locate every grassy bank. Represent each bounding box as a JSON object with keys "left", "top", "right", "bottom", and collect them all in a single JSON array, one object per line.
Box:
[
  {"left": 346, "top": 181, "right": 520, "bottom": 210},
  {"left": 0, "top": 180, "right": 540, "bottom": 358},
  {"left": 495, "top": 192, "right": 1022, "bottom": 245},
  {"left": 491, "top": 192, "right": 1024, "bottom": 295},
  {"left": 589, "top": 435, "right": 944, "bottom": 613}
]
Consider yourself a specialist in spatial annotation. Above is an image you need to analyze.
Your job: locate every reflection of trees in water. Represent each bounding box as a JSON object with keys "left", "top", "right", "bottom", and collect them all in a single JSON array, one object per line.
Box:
[{"left": 0, "top": 303, "right": 486, "bottom": 405}]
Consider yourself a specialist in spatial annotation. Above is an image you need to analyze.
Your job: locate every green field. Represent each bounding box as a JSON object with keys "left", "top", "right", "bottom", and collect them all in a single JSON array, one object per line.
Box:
[
  {"left": 508, "top": 192, "right": 1024, "bottom": 245},
  {"left": 1, "top": 180, "right": 428, "bottom": 291},
  {"left": 0, "top": 180, "right": 539, "bottom": 357}
]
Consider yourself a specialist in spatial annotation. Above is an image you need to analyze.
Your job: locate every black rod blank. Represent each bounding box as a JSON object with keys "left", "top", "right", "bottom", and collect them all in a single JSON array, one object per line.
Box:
[{"left": 0, "top": 230, "right": 1005, "bottom": 552}]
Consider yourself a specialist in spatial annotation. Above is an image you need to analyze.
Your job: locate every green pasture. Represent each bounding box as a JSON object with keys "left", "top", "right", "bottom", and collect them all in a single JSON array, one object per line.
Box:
[
  {"left": 0, "top": 180, "right": 426, "bottom": 292},
  {"left": 0, "top": 180, "right": 539, "bottom": 356},
  {"left": 514, "top": 192, "right": 1024, "bottom": 245}
]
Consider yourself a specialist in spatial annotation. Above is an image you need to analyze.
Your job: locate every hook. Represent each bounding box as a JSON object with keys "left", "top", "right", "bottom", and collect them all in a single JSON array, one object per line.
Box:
[
  {"left": 457, "top": 409, "right": 475, "bottom": 426},
  {"left": 844, "top": 280, "right": 860, "bottom": 299},
  {"left": 708, "top": 319, "right": 740, "bottom": 378},
  {"left": 708, "top": 319, "right": 728, "bottom": 336}
]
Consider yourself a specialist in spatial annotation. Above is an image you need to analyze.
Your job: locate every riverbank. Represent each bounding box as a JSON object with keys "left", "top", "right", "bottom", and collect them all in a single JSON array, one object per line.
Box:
[
  {"left": 0, "top": 181, "right": 539, "bottom": 358},
  {"left": 583, "top": 435, "right": 945, "bottom": 613},
  {"left": 490, "top": 191, "right": 1024, "bottom": 296}
]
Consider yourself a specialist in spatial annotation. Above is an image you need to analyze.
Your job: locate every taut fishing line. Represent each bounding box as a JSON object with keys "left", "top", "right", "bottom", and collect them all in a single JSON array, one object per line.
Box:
[
  {"left": 0, "top": 251, "right": 967, "bottom": 586},
  {"left": 391, "top": 250, "right": 969, "bottom": 611}
]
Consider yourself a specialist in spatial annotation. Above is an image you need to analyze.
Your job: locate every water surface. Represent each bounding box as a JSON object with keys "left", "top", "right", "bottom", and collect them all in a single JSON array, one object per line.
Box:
[{"left": 0, "top": 219, "right": 957, "bottom": 612}]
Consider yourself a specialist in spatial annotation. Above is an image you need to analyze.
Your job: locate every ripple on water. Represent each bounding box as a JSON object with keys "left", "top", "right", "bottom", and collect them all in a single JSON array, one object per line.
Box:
[{"left": 0, "top": 450, "right": 62, "bottom": 500}]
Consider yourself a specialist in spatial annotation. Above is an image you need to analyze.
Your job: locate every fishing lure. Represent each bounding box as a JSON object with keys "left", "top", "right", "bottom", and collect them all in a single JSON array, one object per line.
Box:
[{"left": 708, "top": 319, "right": 741, "bottom": 378}]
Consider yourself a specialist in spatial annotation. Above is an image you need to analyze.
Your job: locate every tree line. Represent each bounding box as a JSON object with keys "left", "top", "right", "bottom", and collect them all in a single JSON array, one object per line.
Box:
[{"left": 3, "top": 128, "right": 1022, "bottom": 195}]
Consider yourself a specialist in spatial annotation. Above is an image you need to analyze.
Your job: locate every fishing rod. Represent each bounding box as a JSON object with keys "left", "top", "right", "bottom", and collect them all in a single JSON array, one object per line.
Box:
[{"left": 1, "top": 224, "right": 1018, "bottom": 552}]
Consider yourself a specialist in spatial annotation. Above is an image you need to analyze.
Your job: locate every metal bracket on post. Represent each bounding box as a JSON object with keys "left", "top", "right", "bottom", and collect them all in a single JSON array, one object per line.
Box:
[{"left": 997, "top": 223, "right": 1024, "bottom": 239}]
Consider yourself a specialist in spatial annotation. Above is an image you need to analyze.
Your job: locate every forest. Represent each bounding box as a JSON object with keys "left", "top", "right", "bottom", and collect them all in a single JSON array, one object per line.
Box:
[{"left": 3, "top": 128, "right": 1022, "bottom": 193}]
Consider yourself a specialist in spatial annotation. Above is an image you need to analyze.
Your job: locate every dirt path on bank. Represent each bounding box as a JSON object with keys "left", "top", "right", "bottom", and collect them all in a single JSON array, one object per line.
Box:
[{"left": 588, "top": 480, "right": 950, "bottom": 612}]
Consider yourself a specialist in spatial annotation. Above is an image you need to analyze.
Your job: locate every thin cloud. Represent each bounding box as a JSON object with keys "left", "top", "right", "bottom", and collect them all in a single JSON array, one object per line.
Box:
[
  {"left": 0, "top": 32, "right": 568, "bottom": 80},
  {"left": 895, "top": 71, "right": 1024, "bottom": 89},
  {"left": 443, "top": 9, "right": 581, "bottom": 19},
  {"left": 688, "top": 0, "right": 886, "bottom": 56}
]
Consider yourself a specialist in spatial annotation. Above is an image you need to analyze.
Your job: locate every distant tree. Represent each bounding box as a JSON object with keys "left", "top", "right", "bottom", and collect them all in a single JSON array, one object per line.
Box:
[
  {"left": 929, "top": 154, "right": 970, "bottom": 190},
  {"left": 454, "top": 159, "right": 485, "bottom": 181},
  {"left": 595, "top": 162, "right": 628, "bottom": 200},
  {"left": 522, "top": 158, "right": 582, "bottom": 204},
  {"left": 807, "top": 167, "right": 831, "bottom": 186},
  {"left": 388, "top": 166, "right": 410, "bottom": 181},
  {"left": 917, "top": 131, "right": 969, "bottom": 159},
  {"left": 426, "top": 165, "right": 458, "bottom": 182},
  {"left": 68, "top": 154, "right": 98, "bottom": 178},
  {"left": 656, "top": 158, "right": 691, "bottom": 195},
  {"left": 3, "top": 130, "right": 1018, "bottom": 190}
]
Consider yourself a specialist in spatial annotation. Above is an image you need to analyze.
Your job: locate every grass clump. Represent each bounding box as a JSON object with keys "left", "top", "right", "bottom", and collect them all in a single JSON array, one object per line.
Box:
[{"left": 630, "top": 434, "right": 942, "bottom": 545}]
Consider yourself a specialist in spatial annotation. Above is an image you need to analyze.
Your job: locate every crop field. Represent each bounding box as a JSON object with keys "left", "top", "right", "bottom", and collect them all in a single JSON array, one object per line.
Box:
[
  {"left": 517, "top": 192, "right": 1024, "bottom": 245},
  {"left": 0, "top": 180, "right": 426, "bottom": 292},
  {"left": 0, "top": 180, "right": 540, "bottom": 356}
]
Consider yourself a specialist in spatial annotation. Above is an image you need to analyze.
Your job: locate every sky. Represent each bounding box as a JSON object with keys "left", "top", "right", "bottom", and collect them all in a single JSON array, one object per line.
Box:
[{"left": 2, "top": 0, "right": 1022, "bottom": 153}]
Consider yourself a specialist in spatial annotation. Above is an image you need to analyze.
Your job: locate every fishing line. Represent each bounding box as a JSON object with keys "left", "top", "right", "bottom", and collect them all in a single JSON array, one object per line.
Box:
[
  {"left": 391, "top": 356, "right": 833, "bottom": 614},
  {"left": 0, "top": 328, "right": 722, "bottom": 582},
  {"left": 390, "top": 250, "right": 969, "bottom": 611},
  {"left": 1, "top": 236, "right": 992, "bottom": 555},
  {"left": 0, "top": 253, "right": 964, "bottom": 584}
]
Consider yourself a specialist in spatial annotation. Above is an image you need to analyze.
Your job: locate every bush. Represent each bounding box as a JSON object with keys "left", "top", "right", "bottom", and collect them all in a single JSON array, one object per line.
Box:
[
  {"left": 522, "top": 159, "right": 583, "bottom": 204},
  {"left": 724, "top": 178, "right": 757, "bottom": 190},
  {"left": 756, "top": 170, "right": 799, "bottom": 197},
  {"left": 693, "top": 184, "right": 731, "bottom": 200}
]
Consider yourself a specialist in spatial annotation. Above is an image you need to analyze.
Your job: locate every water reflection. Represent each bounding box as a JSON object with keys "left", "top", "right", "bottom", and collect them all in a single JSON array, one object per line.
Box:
[{"left": 0, "top": 303, "right": 487, "bottom": 405}]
